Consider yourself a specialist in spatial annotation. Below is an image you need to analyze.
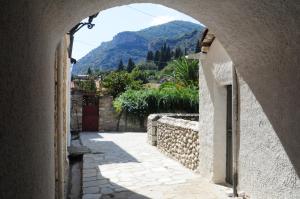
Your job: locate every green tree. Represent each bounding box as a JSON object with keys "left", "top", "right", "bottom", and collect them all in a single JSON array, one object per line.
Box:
[
  {"left": 117, "top": 59, "right": 124, "bottom": 71},
  {"left": 166, "top": 46, "right": 171, "bottom": 61},
  {"left": 137, "top": 62, "right": 157, "bottom": 70},
  {"left": 102, "top": 71, "right": 142, "bottom": 98},
  {"left": 102, "top": 71, "right": 131, "bottom": 98},
  {"left": 174, "top": 47, "right": 183, "bottom": 59},
  {"left": 154, "top": 50, "right": 160, "bottom": 66},
  {"left": 77, "top": 79, "right": 96, "bottom": 93},
  {"left": 86, "top": 79, "right": 96, "bottom": 92},
  {"left": 87, "top": 67, "right": 93, "bottom": 75},
  {"left": 158, "top": 43, "right": 169, "bottom": 70},
  {"left": 127, "top": 58, "right": 135, "bottom": 73},
  {"left": 130, "top": 67, "right": 148, "bottom": 84},
  {"left": 170, "top": 50, "right": 175, "bottom": 59},
  {"left": 146, "top": 51, "right": 154, "bottom": 62}
]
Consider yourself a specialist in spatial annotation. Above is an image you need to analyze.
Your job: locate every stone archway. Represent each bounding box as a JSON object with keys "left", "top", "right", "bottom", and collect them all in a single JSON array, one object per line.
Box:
[{"left": 0, "top": 1, "right": 299, "bottom": 199}]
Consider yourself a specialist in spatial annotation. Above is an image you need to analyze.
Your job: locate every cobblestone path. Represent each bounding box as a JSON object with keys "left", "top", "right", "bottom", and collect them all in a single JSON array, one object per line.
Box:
[{"left": 80, "top": 132, "right": 229, "bottom": 199}]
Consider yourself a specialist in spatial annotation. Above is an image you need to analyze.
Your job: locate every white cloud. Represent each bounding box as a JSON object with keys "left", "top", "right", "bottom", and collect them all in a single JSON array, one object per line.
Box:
[{"left": 149, "top": 16, "right": 175, "bottom": 26}]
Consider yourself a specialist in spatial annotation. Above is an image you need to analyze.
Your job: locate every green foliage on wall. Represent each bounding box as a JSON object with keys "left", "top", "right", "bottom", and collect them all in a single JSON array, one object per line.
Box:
[
  {"left": 113, "top": 82, "right": 199, "bottom": 121},
  {"left": 76, "top": 79, "right": 97, "bottom": 93}
]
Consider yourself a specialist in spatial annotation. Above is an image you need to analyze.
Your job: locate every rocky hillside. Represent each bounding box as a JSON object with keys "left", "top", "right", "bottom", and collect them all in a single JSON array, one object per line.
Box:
[{"left": 72, "top": 21, "right": 206, "bottom": 74}]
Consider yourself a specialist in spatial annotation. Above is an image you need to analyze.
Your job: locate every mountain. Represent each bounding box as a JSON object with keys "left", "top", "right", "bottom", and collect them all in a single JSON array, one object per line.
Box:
[{"left": 72, "top": 21, "right": 206, "bottom": 74}]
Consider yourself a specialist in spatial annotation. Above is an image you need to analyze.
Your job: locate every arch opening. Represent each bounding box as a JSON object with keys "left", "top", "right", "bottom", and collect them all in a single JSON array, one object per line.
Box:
[{"left": 61, "top": 3, "right": 238, "bottom": 198}]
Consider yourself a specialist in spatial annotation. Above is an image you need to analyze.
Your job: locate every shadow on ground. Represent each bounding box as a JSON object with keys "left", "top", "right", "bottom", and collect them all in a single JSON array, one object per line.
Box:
[{"left": 101, "top": 189, "right": 151, "bottom": 199}]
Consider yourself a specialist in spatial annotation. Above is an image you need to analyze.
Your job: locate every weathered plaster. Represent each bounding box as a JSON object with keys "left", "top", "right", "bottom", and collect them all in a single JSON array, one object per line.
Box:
[{"left": 54, "top": 36, "right": 71, "bottom": 198}]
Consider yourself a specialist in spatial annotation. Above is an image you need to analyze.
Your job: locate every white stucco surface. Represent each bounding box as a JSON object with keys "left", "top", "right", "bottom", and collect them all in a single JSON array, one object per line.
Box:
[
  {"left": 238, "top": 77, "right": 300, "bottom": 199},
  {"left": 198, "top": 39, "right": 233, "bottom": 183},
  {"left": 198, "top": 39, "right": 300, "bottom": 198}
]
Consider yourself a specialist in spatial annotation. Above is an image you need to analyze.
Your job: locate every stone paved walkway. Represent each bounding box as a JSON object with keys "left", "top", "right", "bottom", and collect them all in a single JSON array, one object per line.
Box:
[{"left": 80, "top": 132, "right": 230, "bottom": 199}]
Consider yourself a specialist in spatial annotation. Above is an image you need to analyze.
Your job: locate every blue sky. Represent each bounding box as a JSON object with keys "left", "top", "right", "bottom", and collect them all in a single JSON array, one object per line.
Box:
[{"left": 72, "top": 3, "right": 201, "bottom": 59}]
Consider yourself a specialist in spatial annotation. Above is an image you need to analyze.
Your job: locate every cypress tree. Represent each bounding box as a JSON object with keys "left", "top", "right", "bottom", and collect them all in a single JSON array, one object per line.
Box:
[
  {"left": 161, "top": 43, "right": 167, "bottom": 62},
  {"left": 117, "top": 59, "right": 124, "bottom": 71},
  {"left": 174, "top": 47, "right": 183, "bottom": 59},
  {"left": 154, "top": 50, "right": 160, "bottom": 66},
  {"left": 87, "top": 67, "right": 92, "bottom": 75},
  {"left": 158, "top": 43, "right": 169, "bottom": 70},
  {"left": 146, "top": 51, "right": 154, "bottom": 62},
  {"left": 127, "top": 58, "right": 135, "bottom": 73},
  {"left": 171, "top": 50, "right": 175, "bottom": 59},
  {"left": 166, "top": 46, "right": 171, "bottom": 62}
]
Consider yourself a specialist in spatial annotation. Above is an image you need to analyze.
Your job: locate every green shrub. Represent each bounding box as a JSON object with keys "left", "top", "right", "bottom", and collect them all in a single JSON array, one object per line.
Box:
[
  {"left": 76, "top": 79, "right": 97, "bottom": 93},
  {"left": 158, "top": 82, "right": 198, "bottom": 112},
  {"left": 161, "top": 57, "right": 199, "bottom": 87},
  {"left": 102, "top": 71, "right": 142, "bottom": 98},
  {"left": 113, "top": 82, "right": 199, "bottom": 121},
  {"left": 136, "top": 62, "right": 158, "bottom": 70},
  {"left": 172, "top": 57, "right": 199, "bottom": 87},
  {"left": 130, "top": 68, "right": 148, "bottom": 84}
]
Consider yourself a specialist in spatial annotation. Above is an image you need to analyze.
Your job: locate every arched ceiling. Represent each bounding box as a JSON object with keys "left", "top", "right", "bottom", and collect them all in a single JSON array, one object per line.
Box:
[{"left": 36, "top": 0, "right": 300, "bottom": 175}]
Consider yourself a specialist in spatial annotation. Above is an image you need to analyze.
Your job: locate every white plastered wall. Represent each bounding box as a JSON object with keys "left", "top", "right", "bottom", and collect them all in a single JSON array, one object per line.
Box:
[
  {"left": 198, "top": 39, "right": 300, "bottom": 198},
  {"left": 198, "top": 39, "right": 233, "bottom": 183},
  {"left": 237, "top": 73, "right": 300, "bottom": 198}
]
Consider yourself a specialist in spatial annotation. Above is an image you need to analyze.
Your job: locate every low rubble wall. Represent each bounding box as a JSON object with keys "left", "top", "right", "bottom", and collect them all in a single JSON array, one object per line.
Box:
[{"left": 147, "top": 114, "right": 199, "bottom": 170}]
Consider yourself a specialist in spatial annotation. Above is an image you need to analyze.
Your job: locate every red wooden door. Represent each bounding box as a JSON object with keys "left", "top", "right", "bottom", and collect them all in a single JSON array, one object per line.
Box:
[{"left": 82, "top": 95, "right": 99, "bottom": 131}]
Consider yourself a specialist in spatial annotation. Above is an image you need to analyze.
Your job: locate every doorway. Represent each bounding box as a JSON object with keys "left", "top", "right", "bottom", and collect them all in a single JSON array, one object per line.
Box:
[
  {"left": 82, "top": 94, "right": 99, "bottom": 131},
  {"left": 226, "top": 85, "right": 233, "bottom": 184}
]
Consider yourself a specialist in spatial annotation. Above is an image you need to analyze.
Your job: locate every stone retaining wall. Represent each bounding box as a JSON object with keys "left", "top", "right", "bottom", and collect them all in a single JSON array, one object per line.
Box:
[
  {"left": 98, "top": 95, "right": 118, "bottom": 131},
  {"left": 147, "top": 113, "right": 198, "bottom": 146},
  {"left": 70, "top": 91, "right": 82, "bottom": 132},
  {"left": 149, "top": 115, "right": 199, "bottom": 171},
  {"left": 98, "top": 95, "right": 146, "bottom": 132},
  {"left": 71, "top": 92, "right": 146, "bottom": 132}
]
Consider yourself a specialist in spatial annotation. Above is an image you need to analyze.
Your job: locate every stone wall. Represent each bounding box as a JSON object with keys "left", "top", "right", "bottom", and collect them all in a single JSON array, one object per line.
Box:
[
  {"left": 71, "top": 93, "right": 146, "bottom": 132},
  {"left": 98, "top": 95, "right": 146, "bottom": 132},
  {"left": 98, "top": 95, "right": 118, "bottom": 131},
  {"left": 70, "top": 91, "right": 82, "bottom": 132},
  {"left": 147, "top": 113, "right": 199, "bottom": 146},
  {"left": 147, "top": 114, "right": 161, "bottom": 146},
  {"left": 155, "top": 116, "right": 199, "bottom": 171}
]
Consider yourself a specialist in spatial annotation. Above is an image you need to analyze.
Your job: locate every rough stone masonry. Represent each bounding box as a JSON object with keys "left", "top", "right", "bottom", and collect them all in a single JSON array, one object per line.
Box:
[{"left": 156, "top": 116, "right": 199, "bottom": 171}]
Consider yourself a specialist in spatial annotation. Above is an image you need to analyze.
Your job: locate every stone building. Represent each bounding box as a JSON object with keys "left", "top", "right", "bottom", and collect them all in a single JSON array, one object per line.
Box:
[{"left": 0, "top": 1, "right": 299, "bottom": 199}]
